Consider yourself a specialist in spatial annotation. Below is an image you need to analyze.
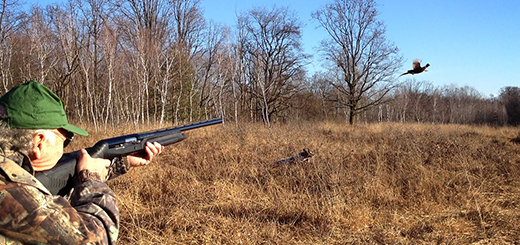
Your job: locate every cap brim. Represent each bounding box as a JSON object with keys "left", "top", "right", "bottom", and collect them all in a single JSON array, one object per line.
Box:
[{"left": 62, "top": 124, "right": 89, "bottom": 136}]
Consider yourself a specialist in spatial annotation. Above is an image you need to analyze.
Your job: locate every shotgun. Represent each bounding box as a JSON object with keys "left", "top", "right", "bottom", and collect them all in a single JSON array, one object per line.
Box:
[{"left": 35, "top": 118, "right": 222, "bottom": 196}]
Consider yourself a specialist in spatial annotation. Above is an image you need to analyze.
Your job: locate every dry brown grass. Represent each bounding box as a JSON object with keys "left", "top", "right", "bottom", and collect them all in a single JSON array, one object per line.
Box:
[{"left": 72, "top": 121, "right": 520, "bottom": 244}]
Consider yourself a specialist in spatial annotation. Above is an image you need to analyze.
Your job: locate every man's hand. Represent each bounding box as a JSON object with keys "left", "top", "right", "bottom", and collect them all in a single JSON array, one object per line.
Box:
[
  {"left": 127, "top": 142, "right": 163, "bottom": 167},
  {"left": 76, "top": 149, "right": 111, "bottom": 180}
]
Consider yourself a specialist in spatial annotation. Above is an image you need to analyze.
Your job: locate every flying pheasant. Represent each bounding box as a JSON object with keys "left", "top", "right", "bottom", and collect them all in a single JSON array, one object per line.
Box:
[{"left": 399, "top": 59, "right": 430, "bottom": 77}]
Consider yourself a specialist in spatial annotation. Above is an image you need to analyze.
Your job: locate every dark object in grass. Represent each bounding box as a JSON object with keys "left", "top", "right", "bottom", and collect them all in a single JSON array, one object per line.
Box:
[{"left": 275, "top": 149, "right": 314, "bottom": 165}]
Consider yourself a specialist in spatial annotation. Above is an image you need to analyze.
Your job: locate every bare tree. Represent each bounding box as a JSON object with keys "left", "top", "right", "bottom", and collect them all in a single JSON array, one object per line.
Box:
[
  {"left": 309, "top": 72, "right": 335, "bottom": 119},
  {"left": 196, "top": 21, "right": 225, "bottom": 117},
  {"left": 44, "top": 4, "right": 84, "bottom": 120},
  {"left": 0, "top": 0, "right": 23, "bottom": 92},
  {"left": 171, "top": 0, "right": 205, "bottom": 123},
  {"left": 312, "top": 0, "right": 402, "bottom": 124},
  {"left": 100, "top": 19, "right": 119, "bottom": 128},
  {"left": 237, "top": 5, "right": 308, "bottom": 126},
  {"left": 499, "top": 86, "right": 520, "bottom": 126},
  {"left": 22, "top": 6, "right": 59, "bottom": 84},
  {"left": 115, "top": 0, "right": 171, "bottom": 125},
  {"left": 75, "top": 0, "right": 113, "bottom": 130}
]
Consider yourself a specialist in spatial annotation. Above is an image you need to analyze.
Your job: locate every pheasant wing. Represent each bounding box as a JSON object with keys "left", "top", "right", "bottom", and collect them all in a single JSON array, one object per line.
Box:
[{"left": 412, "top": 59, "right": 421, "bottom": 69}]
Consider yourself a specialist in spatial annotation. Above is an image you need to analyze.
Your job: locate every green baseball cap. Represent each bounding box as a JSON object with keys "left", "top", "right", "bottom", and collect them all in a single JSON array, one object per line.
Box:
[{"left": 0, "top": 81, "right": 88, "bottom": 136}]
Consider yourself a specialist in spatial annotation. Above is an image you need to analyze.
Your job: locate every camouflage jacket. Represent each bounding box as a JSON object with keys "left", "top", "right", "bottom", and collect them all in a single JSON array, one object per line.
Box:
[{"left": 0, "top": 151, "right": 120, "bottom": 244}]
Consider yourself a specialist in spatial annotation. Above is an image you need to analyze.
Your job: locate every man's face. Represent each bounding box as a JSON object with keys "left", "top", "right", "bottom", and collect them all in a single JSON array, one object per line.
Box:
[{"left": 45, "top": 129, "right": 72, "bottom": 163}]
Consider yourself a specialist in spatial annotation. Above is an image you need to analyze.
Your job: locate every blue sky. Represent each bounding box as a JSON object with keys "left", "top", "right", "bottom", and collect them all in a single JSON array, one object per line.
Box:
[{"left": 201, "top": 0, "right": 520, "bottom": 97}]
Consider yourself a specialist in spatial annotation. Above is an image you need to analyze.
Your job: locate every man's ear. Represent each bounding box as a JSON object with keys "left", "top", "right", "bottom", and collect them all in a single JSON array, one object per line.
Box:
[{"left": 31, "top": 131, "right": 45, "bottom": 160}]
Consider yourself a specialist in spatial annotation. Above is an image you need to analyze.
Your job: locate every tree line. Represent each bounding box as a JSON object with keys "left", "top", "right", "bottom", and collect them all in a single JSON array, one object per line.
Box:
[{"left": 0, "top": 0, "right": 518, "bottom": 129}]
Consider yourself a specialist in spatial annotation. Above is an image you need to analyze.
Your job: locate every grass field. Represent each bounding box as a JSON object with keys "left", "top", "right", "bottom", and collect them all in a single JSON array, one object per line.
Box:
[{"left": 72, "top": 121, "right": 520, "bottom": 244}]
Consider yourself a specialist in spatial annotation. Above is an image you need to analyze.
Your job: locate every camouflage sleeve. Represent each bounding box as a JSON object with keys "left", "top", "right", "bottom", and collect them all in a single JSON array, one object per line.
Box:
[
  {"left": 0, "top": 170, "right": 119, "bottom": 244},
  {"left": 69, "top": 169, "right": 120, "bottom": 244}
]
